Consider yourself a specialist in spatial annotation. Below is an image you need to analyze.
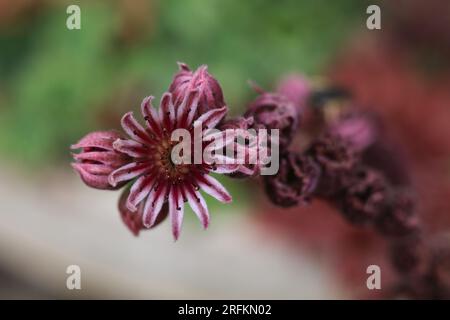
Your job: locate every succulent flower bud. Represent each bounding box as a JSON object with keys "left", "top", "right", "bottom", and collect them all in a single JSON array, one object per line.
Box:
[
  {"left": 264, "top": 152, "right": 321, "bottom": 207},
  {"left": 219, "top": 116, "right": 254, "bottom": 131},
  {"left": 218, "top": 116, "right": 260, "bottom": 178},
  {"left": 245, "top": 92, "right": 299, "bottom": 149},
  {"left": 71, "top": 131, "right": 130, "bottom": 190},
  {"left": 337, "top": 166, "right": 387, "bottom": 225},
  {"left": 169, "top": 62, "right": 226, "bottom": 115},
  {"left": 276, "top": 74, "right": 311, "bottom": 114},
  {"left": 307, "top": 132, "right": 359, "bottom": 196},
  {"left": 329, "top": 113, "right": 377, "bottom": 152}
]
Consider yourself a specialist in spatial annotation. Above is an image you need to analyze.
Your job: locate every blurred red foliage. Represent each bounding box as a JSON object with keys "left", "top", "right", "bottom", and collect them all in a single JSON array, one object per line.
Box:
[{"left": 256, "top": 0, "right": 450, "bottom": 298}]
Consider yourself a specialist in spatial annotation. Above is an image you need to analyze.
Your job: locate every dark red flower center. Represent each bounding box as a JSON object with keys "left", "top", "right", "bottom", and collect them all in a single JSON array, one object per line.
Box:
[{"left": 151, "top": 137, "right": 192, "bottom": 183}]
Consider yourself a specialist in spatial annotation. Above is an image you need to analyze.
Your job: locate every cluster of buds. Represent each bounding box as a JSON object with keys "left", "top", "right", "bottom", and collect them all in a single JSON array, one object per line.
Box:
[
  {"left": 264, "top": 152, "right": 320, "bottom": 207},
  {"left": 70, "top": 63, "right": 449, "bottom": 298},
  {"left": 254, "top": 81, "right": 418, "bottom": 236},
  {"left": 256, "top": 82, "right": 450, "bottom": 298}
]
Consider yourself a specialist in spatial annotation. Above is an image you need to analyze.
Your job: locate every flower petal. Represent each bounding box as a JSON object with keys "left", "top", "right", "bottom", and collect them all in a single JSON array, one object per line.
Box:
[
  {"left": 177, "top": 61, "right": 191, "bottom": 72},
  {"left": 72, "top": 151, "right": 126, "bottom": 166},
  {"left": 177, "top": 89, "right": 199, "bottom": 127},
  {"left": 118, "top": 188, "right": 144, "bottom": 236},
  {"left": 108, "top": 161, "right": 152, "bottom": 187},
  {"left": 196, "top": 174, "right": 232, "bottom": 203},
  {"left": 185, "top": 91, "right": 201, "bottom": 127},
  {"left": 205, "top": 81, "right": 224, "bottom": 109},
  {"left": 210, "top": 154, "right": 237, "bottom": 166},
  {"left": 126, "top": 174, "right": 155, "bottom": 212},
  {"left": 121, "top": 112, "right": 152, "bottom": 144},
  {"left": 71, "top": 163, "right": 113, "bottom": 190},
  {"left": 159, "top": 92, "right": 176, "bottom": 132},
  {"left": 169, "top": 186, "right": 184, "bottom": 240},
  {"left": 113, "top": 139, "right": 148, "bottom": 158},
  {"left": 119, "top": 188, "right": 169, "bottom": 236},
  {"left": 213, "top": 163, "right": 240, "bottom": 174},
  {"left": 70, "top": 131, "right": 122, "bottom": 151},
  {"left": 193, "top": 106, "right": 227, "bottom": 130},
  {"left": 141, "top": 96, "right": 162, "bottom": 136},
  {"left": 142, "top": 182, "right": 169, "bottom": 228},
  {"left": 185, "top": 185, "right": 210, "bottom": 229},
  {"left": 72, "top": 162, "right": 113, "bottom": 175},
  {"left": 202, "top": 130, "right": 235, "bottom": 151},
  {"left": 236, "top": 164, "right": 257, "bottom": 176}
]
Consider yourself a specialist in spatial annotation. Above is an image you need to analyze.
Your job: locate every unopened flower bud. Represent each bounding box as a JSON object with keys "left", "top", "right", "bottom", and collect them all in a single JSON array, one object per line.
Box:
[
  {"left": 218, "top": 116, "right": 266, "bottom": 179},
  {"left": 169, "top": 62, "right": 225, "bottom": 114},
  {"left": 307, "top": 132, "right": 359, "bottom": 196},
  {"left": 71, "top": 131, "right": 130, "bottom": 190},
  {"left": 245, "top": 92, "right": 299, "bottom": 148},
  {"left": 337, "top": 166, "right": 387, "bottom": 225},
  {"left": 329, "top": 113, "right": 377, "bottom": 152},
  {"left": 264, "top": 153, "right": 321, "bottom": 207},
  {"left": 219, "top": 116, "right": 254, "bottom": 131},
  {"left": 276, "top": 74, "right": 311, "bottom": 114}
]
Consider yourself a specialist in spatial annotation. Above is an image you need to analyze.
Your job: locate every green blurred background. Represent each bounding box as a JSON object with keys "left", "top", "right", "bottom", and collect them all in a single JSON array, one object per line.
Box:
[{"left": 0, "top": 0, "right": 367, "bottom": 167}]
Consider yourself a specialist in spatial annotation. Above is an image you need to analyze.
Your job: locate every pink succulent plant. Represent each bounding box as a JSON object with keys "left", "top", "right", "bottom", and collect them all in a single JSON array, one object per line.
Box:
[{"left": 72, "top": 64, "right": 236, "bottom": 240}]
